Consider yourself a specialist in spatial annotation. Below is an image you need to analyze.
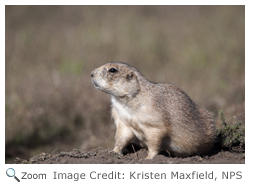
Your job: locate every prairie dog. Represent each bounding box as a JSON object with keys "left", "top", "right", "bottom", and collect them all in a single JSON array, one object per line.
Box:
[{"left": 91, "top": 62, "right": 216, "bottom": 159}]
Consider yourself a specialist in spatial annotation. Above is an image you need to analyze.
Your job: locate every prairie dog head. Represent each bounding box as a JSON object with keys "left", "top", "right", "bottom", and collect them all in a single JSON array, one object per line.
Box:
[{"left": 91, "top": 62, "right": 140, "bottom": 98}]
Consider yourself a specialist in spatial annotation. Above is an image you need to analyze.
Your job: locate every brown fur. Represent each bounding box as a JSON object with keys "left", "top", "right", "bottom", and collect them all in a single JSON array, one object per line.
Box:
[{"left": 91, "top": 62, "right": 217, "bottom": 159}]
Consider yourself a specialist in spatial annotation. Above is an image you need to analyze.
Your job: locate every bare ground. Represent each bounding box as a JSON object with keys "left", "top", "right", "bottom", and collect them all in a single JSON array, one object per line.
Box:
[{"left": 15, "top": 148, "right": 245, "bottom": 164}]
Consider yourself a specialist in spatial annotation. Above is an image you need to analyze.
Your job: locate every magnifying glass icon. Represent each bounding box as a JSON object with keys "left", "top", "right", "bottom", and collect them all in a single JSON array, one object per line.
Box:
[{"left": 6, "top": 168, "right": 20, "bottom": 182}]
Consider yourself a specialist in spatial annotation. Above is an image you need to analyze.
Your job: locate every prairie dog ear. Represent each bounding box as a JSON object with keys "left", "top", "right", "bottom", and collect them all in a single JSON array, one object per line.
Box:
[{"left": 126, "top": 72, "right": 134, "bottom": 81}]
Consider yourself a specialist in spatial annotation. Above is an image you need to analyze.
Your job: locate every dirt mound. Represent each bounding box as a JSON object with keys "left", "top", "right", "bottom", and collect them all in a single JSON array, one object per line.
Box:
[{"left": 15, "top": 148, "right": 245, "bottom": 164}]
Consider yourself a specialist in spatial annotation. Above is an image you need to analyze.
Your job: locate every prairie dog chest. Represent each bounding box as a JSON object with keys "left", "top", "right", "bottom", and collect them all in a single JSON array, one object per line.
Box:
[
  {"left": 111, "top": 96, "right": 138, "bottom": 124},
  {"left": 111, "top": 96, "right": 147, "bottom": 140}
]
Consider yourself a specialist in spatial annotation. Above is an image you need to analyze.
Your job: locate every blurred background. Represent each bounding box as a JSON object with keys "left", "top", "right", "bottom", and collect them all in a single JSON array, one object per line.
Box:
[{"left": 5, "top": 5, "right": 245, "bottom": 163}]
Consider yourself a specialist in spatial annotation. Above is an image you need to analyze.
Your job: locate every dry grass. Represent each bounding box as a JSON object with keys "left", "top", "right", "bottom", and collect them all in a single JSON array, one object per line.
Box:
[
  {"left": 217, "top": 110, "right": 245, "bottom": 152},
  {"left": 5, "top": 5, "right": 245, "bottom": 163}
]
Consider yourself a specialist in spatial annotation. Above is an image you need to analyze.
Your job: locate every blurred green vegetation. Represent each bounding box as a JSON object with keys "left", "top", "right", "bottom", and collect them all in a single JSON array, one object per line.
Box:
[{"left": 5, "top": 5, "right": 245, "bottom": 163}]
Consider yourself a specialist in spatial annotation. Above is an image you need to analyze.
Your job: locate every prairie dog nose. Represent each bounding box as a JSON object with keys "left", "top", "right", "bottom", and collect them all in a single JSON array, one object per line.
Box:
[{"left": 91, "top": 68, "right": 98, "bottom": 77}]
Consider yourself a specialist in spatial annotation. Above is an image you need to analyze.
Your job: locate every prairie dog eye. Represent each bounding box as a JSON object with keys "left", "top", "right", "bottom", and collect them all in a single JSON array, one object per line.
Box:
[{"left": 109, "top": 68, "right": 118, "bottom": 73}]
